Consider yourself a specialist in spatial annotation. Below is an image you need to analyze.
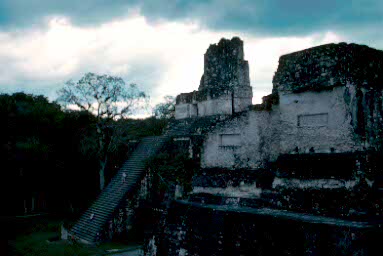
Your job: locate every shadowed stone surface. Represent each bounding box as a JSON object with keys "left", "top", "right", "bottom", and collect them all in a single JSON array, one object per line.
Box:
[
  {"left": 175, "top": 37, "right": 253, "bottom": 119},
  {"left": 273, "top": 43, "right": 383, "bottom": 93},
  {"left": 199, "top": 37, "right": 250, "bottom": 92},
  {"left": 158, "top": 39, "right": 383, "bottom": 255}
]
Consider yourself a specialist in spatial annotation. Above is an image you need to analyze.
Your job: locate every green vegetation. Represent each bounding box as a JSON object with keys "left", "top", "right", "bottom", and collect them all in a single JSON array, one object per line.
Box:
[
  {"left": 1, "top": 91, "right": 169, "bottom": 215},
  {"left": 147, "top": 149, "right": 199, "bottom": 197},
  {"left": 10, "top": 216, "right": 138, "bottom": 256},
  {"left": 2, "top": 81, "right": 174, "bottom": 252},
  {"left": 13, "top": 230, "right": 103, "bottom": 256},
  {"left": 57, "top": 73, "right": 148, "bottom": 190},
  {"left": 153, "top": 95, "right": 175, "bottom": 119}
]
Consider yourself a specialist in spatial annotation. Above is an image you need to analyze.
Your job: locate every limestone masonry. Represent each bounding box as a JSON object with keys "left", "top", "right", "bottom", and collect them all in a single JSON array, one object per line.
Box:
[
  {"left": 175, "top": 38, "right": 383, "bottom": 169},
  {"left": 273, "top": 43, "right": 383, "bottom": 93},
  {"left": 157, "top": 37, "right": 383, "bottom": 255},
  {"left": 175, "top": 37, "right": 253, "bottom": 119}
]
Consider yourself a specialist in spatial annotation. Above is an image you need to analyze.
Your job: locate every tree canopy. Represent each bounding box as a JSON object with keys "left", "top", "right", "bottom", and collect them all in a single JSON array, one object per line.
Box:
[
  {"left": 153, "top": 95, "right": 175, "bottom": 119},
  {"left": 0, "top": 92, "right": 100, "bottom": 214},
  {"left": 57, "top": 72, "right": 148, "bottom": 120},
  {"left": 57, "top": 73, "right": 148, "bottom": 190},
  {"left": 2, "top": 90, "right": 168, "bottom": 215}
]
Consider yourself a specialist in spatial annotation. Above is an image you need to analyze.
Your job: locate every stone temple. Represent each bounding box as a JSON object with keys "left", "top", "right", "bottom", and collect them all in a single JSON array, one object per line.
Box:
[
  {"left": 175, "top": 37, "right": 253, "bottom": 118},
  {"left": 169, "top": 37, "right": 383, "bottom": 255},
  {"left": 68, "top": 37, "right": 383, "bottom": 255},
  {"left": 176, "top": 37, "right": 383, "bottom": 167}
]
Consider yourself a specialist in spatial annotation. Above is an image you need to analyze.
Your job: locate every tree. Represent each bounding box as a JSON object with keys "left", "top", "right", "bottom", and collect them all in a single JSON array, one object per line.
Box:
[
  {"left": 153, "top": 95, "right": 175, "bottom": 119},
  {"left": 57, "top": 72, "right": 148, "bottom": 190}
]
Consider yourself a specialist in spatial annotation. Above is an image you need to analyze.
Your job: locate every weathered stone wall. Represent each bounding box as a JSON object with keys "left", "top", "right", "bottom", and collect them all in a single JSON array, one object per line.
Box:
[
  {"left": 275, "top": 84, "right": 383, "bottom": 154},
  {"left": 201, "top": 86, "right": 367, "bottom": 169},
  {"left": 201, "top": 42, "right": 383, "bottom": 167},
  {"left": 346, "top": 86, "right": 383, "bottom": 150},
  {"left": 175, "top": 89, "right": 252, "bottom": 119},
  {"left": 197, "top": 93, "right": 233, "bottom": 117},
  {"left": 175, "top": 37, "right": 253, "bottom": 119},
  {"left": 148, "top": 40, "right": 383, "bottom": 255},
  {"left": 276, "top": 86, "right": 359, "bottom": 155},
  {"left": 100, "top": 172, "right": 152, "bottom": 241},
  {"left": 201, "top": 110, "right": 275, "bottom": 169},
  {"left": 272, "top": 42, "right": 383, "bottom": 152},
  {"left": 199, "top": 37, "right": 250, "bottom": 91},
  {"left": 151, "top": 201, "right": 381, "bottom": 256},
  {"left": 175, "top": 103, "right": 198, "bottom": 119},
  {"left": 273, "top": 42, "right": 383, "bottom": 93},
  {"left": 233, "top": 86, "right": 253, "bottom": 113}
]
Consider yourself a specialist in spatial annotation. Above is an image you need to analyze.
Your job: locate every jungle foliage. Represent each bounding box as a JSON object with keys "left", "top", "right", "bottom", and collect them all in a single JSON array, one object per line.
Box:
[{"left": 1, "top": 92, "right": 168, "bottom": 215}]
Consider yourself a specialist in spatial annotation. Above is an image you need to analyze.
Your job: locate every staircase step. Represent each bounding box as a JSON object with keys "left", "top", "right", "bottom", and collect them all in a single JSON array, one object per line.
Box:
[
  {"left": 72, "top": 228, "right": 97, "bottom": 241},
  {"left": 76, "top": 209, "right": 113, "bottom": 225},
  {"left": 70, "top": 125, "right": 190, "bottom": 242},
  {"left": 73, "top": 218, "right": 108, "bottom": 233},
  {"left": 73, "top": 209, "right": 113, "bottom": 226}
]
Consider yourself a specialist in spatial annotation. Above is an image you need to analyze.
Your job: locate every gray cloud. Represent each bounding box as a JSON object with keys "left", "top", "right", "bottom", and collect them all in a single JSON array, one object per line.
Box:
[
  {"left": 0, "top": 54, "right": 167, "bottom": 103},
  {"left": 0, "top": 0, "right": 134, "bottom": 29},
  {"left": 138, "top": 0, "right": 383, "bottom": 36},
  {"left": 0, "top": 0, "right": 382, "bottom": 36},
  {"left": 120, "top": 60, "right": 168, "bottom": 99}
]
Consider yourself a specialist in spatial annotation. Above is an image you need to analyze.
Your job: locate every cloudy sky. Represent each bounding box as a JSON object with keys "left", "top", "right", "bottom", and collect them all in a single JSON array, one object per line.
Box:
[{"left": 0, "top": 0, "right": 382, "bottom": 110}]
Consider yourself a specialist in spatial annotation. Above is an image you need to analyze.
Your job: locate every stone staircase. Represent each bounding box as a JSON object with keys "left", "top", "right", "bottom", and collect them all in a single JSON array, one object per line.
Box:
[{"left": 69, "top": 122, "right": 192, "bottom": 244}]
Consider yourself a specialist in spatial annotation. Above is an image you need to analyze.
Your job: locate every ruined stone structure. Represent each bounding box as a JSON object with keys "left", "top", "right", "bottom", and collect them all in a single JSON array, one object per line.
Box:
[
  {"left": 176, "top": 41, "right": 383, "bottom": 169},
  {"left": 148, "top": 38, "right": 383, "bottom": 255},
  {"left": 175, "top": 37, "right": 253, "bottom": 119},
  {"left": 68, "top": 37, "right": 383, "bottom": 255}
]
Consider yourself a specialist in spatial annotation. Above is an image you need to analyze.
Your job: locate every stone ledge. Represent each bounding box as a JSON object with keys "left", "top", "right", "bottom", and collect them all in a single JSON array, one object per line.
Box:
[{"left": 175, "top": 200, "right": 379, "bottom": 229}]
